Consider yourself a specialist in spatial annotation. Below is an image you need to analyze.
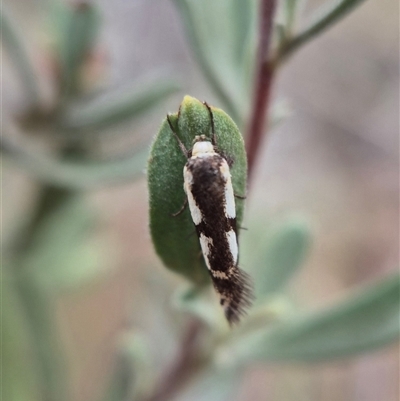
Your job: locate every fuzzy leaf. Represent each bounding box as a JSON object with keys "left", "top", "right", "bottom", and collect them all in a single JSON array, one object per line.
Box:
[
  {"left": 174, "top": 366, "right": 243, "bottom": 401},
  {"left": 232, "top": 273, "right": 400, "bottom": 362},
  {"left": 1, "top": 137, "right": 147, "bottom": 189},
  {"left": 243, "top": 217, "right": 311, "bottom": 302},
  {"left": 59, "top": 80, "right": 179, "bottom": 133},
  {"left": 2, "top": 274, "right": 41, "bottom": 401},
  {"left": 56, "top": 2, "right": 100, "bottom": 96},
  {"left": 173, "top": 285, "right": 226, "bottom": 329},
  {"left": 282, "top": 0, "right": 299, "bottom": 33},
  {"left": 21, "top": 197, "right": 108, "bottom": 291},
  {"left": 172, "top": 0, "right": 257, "bottom": 125},
  {"left": 1, "top": 6, "right": 40, "bottom": 106},
  {"left": 232, "top": 0, "right": 256, "bottom": 64},
  {"left": 104, "top": 333, "right": 154, "bottom": 401},
  {"left": 148, "top": 96, "right": 247, "bottom": 284},
  {"left": 16, "top": 274, "right": 69, "bottom": 401}
]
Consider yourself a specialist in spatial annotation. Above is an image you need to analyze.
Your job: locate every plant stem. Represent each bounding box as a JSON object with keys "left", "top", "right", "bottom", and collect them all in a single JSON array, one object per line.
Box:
[
  {"left": 142, "top": 319, "right": 203, "bottom": 401},
  {"left": 246, "top": 0, "right": 277, "bottom": 181}
]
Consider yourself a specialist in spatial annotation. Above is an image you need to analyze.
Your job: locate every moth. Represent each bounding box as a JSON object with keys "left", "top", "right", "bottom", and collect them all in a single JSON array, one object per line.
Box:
[{"left": 167, "top": 102, "right": 253, "bottom": 325}]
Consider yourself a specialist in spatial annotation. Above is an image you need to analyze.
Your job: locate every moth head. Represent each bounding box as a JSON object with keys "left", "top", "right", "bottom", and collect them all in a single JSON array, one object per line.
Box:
[
  {"left": 193, "top": 135, "right": 210, "bottom": 144},
  {"left": 192, "top": 136, "right": 215, "bottom": 157}
]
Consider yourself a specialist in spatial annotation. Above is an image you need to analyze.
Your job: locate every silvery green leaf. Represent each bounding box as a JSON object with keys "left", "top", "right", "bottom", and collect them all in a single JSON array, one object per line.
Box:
[
  {"left": 21, "top": 197, "right": 108, "bottom": 291},
  {"left": 2, "top": 274, "right": 41, "bottom": 401},
  {"left": 60, "top": 80, "right": 179, "bottom": 133},
  {"left": 174, "top": 365, "right": 243, "bottom": 401},
  {"left": 173, "top": 285, "right": 226, "bottom": 329},
  {"left": 104, "top": 333, "right": 154, "bottom": 401},
  {"left": 172, "top": 0, "right": 257, "bottom": 125},
  {"left": 16, "top": 273, "right": 68, "bottom": 401},
  {"left": 55, "top": 2, "right": 101, "bottom": 96},
  {"left": 1, "top": 6, "right": 40, "bottom": 107},
  {"left": 242, "top": 216, "right": 311, "bottom": 302},
  {"left": 1, "top": 137, "right": 147, "bottom": 189},
  {"left": 231, "top": 273, "right": 400, "bottom": 362}
]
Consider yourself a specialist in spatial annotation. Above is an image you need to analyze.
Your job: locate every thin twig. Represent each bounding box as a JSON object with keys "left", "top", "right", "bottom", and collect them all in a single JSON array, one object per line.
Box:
[
  {"left": 142, "top": 319, "right": 203, "bottom": 401},
  {"left": 246, "top": 0, "right": 277, "bottom": 181}
]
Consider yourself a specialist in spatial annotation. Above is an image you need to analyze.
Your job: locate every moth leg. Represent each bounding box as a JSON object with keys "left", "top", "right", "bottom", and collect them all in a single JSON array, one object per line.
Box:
[
  {"left": 203, "top": 101, "right": 216, "bottom": 146},
  {"left": 167, "top": 114, "right": 189, "bottom": 158},
  {"left": 234, "top": 193, "right": 246, "bottom": 200},
  {"left": 171, "top": 198, "right": 188, "bottom": 217},
  {"left": 224, "top": 155, "right": 234, "bottom": 168}
]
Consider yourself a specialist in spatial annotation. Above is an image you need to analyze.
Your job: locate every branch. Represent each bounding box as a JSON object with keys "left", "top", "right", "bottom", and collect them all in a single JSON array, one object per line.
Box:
[{"left": 245, "top": 0, "right": 277, "bottom": 181}]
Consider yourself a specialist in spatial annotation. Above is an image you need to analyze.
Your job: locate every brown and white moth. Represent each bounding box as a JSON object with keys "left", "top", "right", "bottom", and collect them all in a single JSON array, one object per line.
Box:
[{"left": 167, "top": 102, "right": 253, "bottom": 325}]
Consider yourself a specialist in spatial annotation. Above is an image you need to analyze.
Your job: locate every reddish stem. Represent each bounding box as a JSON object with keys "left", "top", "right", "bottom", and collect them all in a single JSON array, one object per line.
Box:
[{"left": 246, "top": 0, "right": 277, "bottom": 181}]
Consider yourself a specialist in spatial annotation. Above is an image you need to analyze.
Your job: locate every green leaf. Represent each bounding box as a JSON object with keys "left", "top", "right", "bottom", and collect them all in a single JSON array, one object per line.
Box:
[
  {"left": 148, "top": 96, "right": 247, "bottom": 284},
  {"left": 268, "top": 99, "right": 292, "bottom": 129},
  {"left": 174, "top": 366, "right": 243, "bottom": 401},
  {"left": 104, "top": 333, "right": 154, "bottom": 401},
  {"left": 232, "top": 273, "right": 400, "bottom": 362},
  {"left": 48, "top": 0, "right": 74, "bottom": 38},
  {"left": 1, "top": 6, "right": 40, "bottom": 107},
  {"left": 2, "top": 274, "right": 41, "bottom": 401},
  {"left": 15, "top": 273, "right": 69, "bottom": 401},
  {"left": 59, "top": 80, "right": 180, "bottom": 133},
  {"left": 172, "top": 0, "right": 257, "bottom": 125},
  {"left": 55, "top": 2, "right": 101, "bottom": 96},
  {"left": 283, "top": 0, "right": 299, "bottom": 34},
  {"left": 173, "top": 285, "right": 226, "bottom": 329},
  {"left": 279, "top": 0, "right": 369, "bottom": 61},
  {"left": 21, "top": 197, "right": 108, "bottom": 291},
  {"left": 1, "top": 136, "right": 147, "bottom": 189},
  {"left": 232, "top": 0, "right": 256, "bottom": 63},
  {"left": 242, "top": 217, "right": 311, "bottom": 301}
]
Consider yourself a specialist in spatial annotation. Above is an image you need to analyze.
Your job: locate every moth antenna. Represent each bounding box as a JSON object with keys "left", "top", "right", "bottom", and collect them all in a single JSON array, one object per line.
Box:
[
  {"left": 167, "top": 114, "right": 189, "bottom": 158},
  {"left": 203, "top": 101, "right": 216, "bottom": 146}
]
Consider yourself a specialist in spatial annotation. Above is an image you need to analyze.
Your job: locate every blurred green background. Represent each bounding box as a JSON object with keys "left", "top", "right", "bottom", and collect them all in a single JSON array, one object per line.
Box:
[{"left": 1, "top": 1, "right": 399, "bottom": 401}]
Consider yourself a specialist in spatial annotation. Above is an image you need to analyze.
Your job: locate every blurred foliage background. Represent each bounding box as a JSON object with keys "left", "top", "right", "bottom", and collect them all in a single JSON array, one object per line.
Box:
[{"left": 1, "top": 1, "right": 399, "bottom": 401}]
